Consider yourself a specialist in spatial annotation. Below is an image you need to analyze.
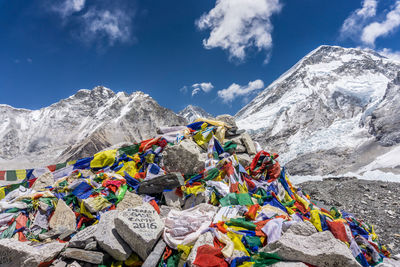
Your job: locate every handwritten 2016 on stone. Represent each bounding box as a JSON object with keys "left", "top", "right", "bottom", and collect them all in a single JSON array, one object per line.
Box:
[{"left": 125, "top": 209, "right": 157, "bottom": 229}]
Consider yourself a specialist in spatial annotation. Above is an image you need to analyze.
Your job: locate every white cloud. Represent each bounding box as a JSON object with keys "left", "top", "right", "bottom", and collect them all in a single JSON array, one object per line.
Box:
[
  {"left": 361, "top": 1, "right": 400, "bottom": 46},
  {"left": 217, "top": 79, "right": 264, "bottom": 103},
  {"left": 180, "top": 86, "right": 188, "bottom": 94},
  {"left": 196, "top": 0, "right": 282, "bottom": 61},
  {"left": 340, "top": 0, "right": 378, "bottom": 39},
  {"left": 82, "top": 9, "right": 132, "bottom": 46},
  {"left": 378, "top": 48, "right": 400, "bottom": 62},
  {"left": 191, "top": 82, "right": 214, "bottom": 96},
  {"left": 52, "top": 0, "right": 86, "bottom": 18}
]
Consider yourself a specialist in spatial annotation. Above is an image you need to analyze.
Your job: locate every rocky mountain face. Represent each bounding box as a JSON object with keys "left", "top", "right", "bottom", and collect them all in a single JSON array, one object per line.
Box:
[
  {"left": 235, "top": 45, "right": 400, "bottom": 176},
  {"left": 178, "top": 105, "right": 212, "bottom": 123},
  {"left": 0, "top": 86, "right": 186, "bottom": 169}
]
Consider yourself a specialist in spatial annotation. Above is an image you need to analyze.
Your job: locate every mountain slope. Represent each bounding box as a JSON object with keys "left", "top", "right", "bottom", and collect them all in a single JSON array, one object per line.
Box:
[
  {"left": 178, "top": 105, "right": 213, "bottom": 123},
  {"left": 235, "top": 45, "right": 400, "bottom": 175},
  {"left": 0, "top": 86, "right": 186, "bottom": 169}
]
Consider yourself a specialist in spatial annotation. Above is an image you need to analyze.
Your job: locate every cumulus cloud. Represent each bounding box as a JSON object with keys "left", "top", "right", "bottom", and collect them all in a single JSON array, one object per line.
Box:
[
  {"left": 52, "top": 0, "right": 86, "bottom": 18},
  {"left": 378, "top": 48, "right": 400, "bottom": 62},
  {"left": 340, "top": 0, "right": 400, "bottom": 47},
  {"left": 361, "top": 1, "right": 400, "bottom": 46},
  {"left": 82, "top": 9, "right": 133, "bottom": 46},
  {"left": 49, "top": 0, "right": 134, "bottom": 47},
  {"left": 196, "top": 0, "right": 282, "bottom": 61},
  {"left": 191, "top": 82, "right": 214, "bottom": 96},
  {"left": 217, "top": 79, "right": 264, "bottom": 103},
  {"left": 340, "top": 0, "right": 378, "bottom": 39}
]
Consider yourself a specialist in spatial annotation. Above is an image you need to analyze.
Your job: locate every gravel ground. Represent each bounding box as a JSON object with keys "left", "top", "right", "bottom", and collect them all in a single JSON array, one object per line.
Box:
[{"left": 298, "top": 177, "right": 400, "bottom": 255}]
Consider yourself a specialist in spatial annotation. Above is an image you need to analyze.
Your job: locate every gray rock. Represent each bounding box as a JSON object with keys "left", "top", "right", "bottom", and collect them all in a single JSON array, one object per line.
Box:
[
  {"left": 66, "top": 261, "right": 82, "bottom": 267},
  {"left": 183, "top": 191, "right": 206, "bottom": 210},
  {"left": 186, "top": 231, "right": 214, "bottom": 266},
  {"left": 58, "top": 229, "right": 76, "bottom": 240},
  {"left": 162, "top": 139, "right": 206, "bottom": 175},
  {"left": 163, "top": 190, "right": 184, "bottom": 209},
  {"left": 216, "top": 114, "right": 238, "bottom": 128},
  {"left": 241, "top": 132, "right": 256, "bottom": 155},
  {"left": 225, "top": 135, "right": 243, "bottom": 145},
  {"left": 263, "top": 231, "right": 360, "bottom": 267},
  {"left": 51, "top": 259, "right": 68, "bottom": 267},
  {"left": 141, "top": 239, "right": 167, "bottom": 267},
  {"left": 84, "top": 241, "right": 97, "bottom": 251},
  {"left": 69, "top": 225, "right": 98, "bottom": 248},
  {"left": 95, "top": 210, "right": 132, "bottom": 261},
  {"left": 235, "top": 144, "right": 246, "bottom": 153},
  {"left": 116, "top": 190, "right": 143, "bottom": 211},
  {"left": 286, "top": 221, "right": 317, "bottom": 236},
  {"left": 138, "top": 172, "right": 184, "bottom": 195},
  {"left": 63, "top": 248, "right": 104, "bottom": 264},
  {"left": 115, "top": 204, "right": 164, "bottom": 260},
  {"left": 236, "top": 153, "right": 252, "bottom": 167},
  {"left": 32, "top": 172, "right": 54, "bottom": 191},
  {"left": 49, "top": 199, "right": 76, "bottom": 231},
  {"left": 0, "top": 239, "right": 65, "bottom": 267}
]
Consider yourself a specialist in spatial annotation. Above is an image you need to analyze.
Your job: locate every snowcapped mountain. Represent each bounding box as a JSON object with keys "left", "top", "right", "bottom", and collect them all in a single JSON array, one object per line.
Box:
[
  {"left": 178, "top": 104, "right": 213, "bottom": 123},
  {"left": 0, "top": 86, "right": 186, "bottom": 169},
  {"left": 236, "top": 45, "right": 400, "bottom": 176}
]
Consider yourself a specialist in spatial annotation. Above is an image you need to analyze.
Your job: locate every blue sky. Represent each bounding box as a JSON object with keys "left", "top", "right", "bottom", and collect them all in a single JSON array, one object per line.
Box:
[{"left": 1, "top": 0, "right": 400, "bottom": 116}]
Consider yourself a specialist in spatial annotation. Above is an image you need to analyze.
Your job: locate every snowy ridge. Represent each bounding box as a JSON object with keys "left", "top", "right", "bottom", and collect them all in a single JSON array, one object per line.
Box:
[
  {"left": 0, "top": 86, "right": 186, "bottom": 169},
  {"left": 236, "top": 45, "right": 400, "bottom": 176},
  {"left": 178, "top": 105, "right": 213, "bottom": 123}
]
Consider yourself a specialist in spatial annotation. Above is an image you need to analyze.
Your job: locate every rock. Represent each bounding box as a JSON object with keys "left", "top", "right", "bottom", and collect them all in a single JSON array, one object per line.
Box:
[
  {"left": 51, "top": 259, "right": 68, "bottom": 267},
  {"left": 49, "top": 199, "right": 76, "bottom": 231},
  {"left": 263, "top": 231, "right": 359, "bottom": 267},
  {"left": 236, "top": 153, "right": 252, "bottom": 167},
  {"left": 37, "top": 242, "right": 68, "bottom": 262},
  {"left": 58, "top": 229, "right": 76, "bottom": 240},
  {"left": 39, "top": 229, "right": 61, "bottom": 241},
  {"left": 241, "top": 132, "right": 256, "bottom": 155},
  {"left": 225, "top": 135, "right": 243, "bottom": 145},
  {"left": 69, "top": 225, "right": 98, "bottom": 248},
  {"left": 163, "top": 190, "right": 184, "bottom": 209},
  {"left": 83, "top": 196, "right": 112, "bottom": 213},
  {"left": 186, "top": 231, "right": 214, "bottom": 266},
  {"left": 94, "top": 210, "right": 132, "bottom": 261},
  {"left": 162, "top": 139, "right": 206, "bottom": 175},
  {"left": 115, "top": 204, "right": 164, "bottom": 260},
  {"left": 0, "top": 239, "right": 42, "bottom": 267},
  {"left": 32, "top": 172, "right": 54, "bottom": 190},
  {"left": 236, "top": 144, "right": 246, "bottom": 153},
  {"left": 84, "top": 241, "right": 97, "bottom": 251},
  {"left": 0, "top": 239, "right": 65, "bottom": 266},
  {"left": 183, "top": 191, "right": 206, "bottom": 210},
  {"left": 63, "top": 248, "right": 105, "bottom": 264},
  {"left": 116, "top": 191, "right": 143, "bottom": 211},
  {"left": 216, "top": 114, "right": 238, "bottom": 128},
  {"left": 226, "top": 129, "right": 245, "bottom": 137},
  {"left": 66, "top": 261, "right": 81, "bottom": 267},
  {"left": 286, "top": 221, "right": 317, "bottom": 236},
  {"left": 141, "top": 239, "right": 167, "bottom": 267},
  {"left": 138, "top": 172, "right": 184, "bottom": 195}
]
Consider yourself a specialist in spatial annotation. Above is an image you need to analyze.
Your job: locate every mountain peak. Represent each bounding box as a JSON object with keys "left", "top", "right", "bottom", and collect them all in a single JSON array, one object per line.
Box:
[{"left": 178, "top": 105, "right": 213, "bottom": 123}]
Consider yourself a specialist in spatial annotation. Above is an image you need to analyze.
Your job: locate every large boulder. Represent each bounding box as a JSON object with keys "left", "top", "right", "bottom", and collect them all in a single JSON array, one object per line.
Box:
[
  {"left": 62, "top": 248, "right": 105, "bottom": 264},
  {"left": 262, "top": 231, "right": 360, "bottom": 267},
  {"left": 69, "top": 225, "right": 97, "bottom": 248},
  {"left": 162, "top": 139, "right": 207, "bottom": 175},
  {"left": 138, "top": 172, "right": 184, "bottom": 195},
  {"left": 285, "top": 221, "right": 317, "bottom": 236},
  {"left": 116, "top": 190, "right": 143, "bottom": 211},
  {"left": 49, "top": 199, "right": 76, "bottom": 232},
  {"left": 114, "top": 204, "right": 164, "bottom": 260},
  {"left": 0, "top": 239, "right": 65, "bottom": 267},
  {"left": 94, "top": 210, "right": 132, "bottom": 261},
  {"left": 31, "top": 172, "right": 54, "bottom": 191},
  {"left": 241, "top": 132, "right": 257, "bottom": 155},
  {"left": 215, "top": 114, "right": 238, "bottom": 129}
]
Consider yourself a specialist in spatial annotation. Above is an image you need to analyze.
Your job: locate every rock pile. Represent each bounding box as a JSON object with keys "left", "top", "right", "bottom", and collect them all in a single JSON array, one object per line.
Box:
[{"left": 0, "top": 115, "right": 398, "bottom": 267}]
